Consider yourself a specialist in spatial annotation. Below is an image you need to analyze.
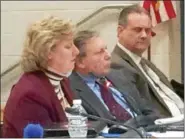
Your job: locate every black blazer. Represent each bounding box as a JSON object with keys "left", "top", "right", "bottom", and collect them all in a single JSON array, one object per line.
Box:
[{"left": 69, "top": 71, "right": 162, "bottom": 128}]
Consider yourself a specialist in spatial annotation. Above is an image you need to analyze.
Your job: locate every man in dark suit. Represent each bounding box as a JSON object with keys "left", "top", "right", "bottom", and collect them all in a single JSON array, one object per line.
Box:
[
  {"left": 111, "top": 5, "right": 184, "bottom": 117},
  {"left": 69, "top": 30, "right": 162, "bottom": 128}
]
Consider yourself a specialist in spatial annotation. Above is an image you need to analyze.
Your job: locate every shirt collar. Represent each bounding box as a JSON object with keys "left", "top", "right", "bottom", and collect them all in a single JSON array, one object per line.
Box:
[
  {"left": 77, "top": 72, "right": 98, "bottom": 86},
  {"left": 47, "top": 66, "right": 72, "bottom": 78},
  {"left": 117, "top": 42, "right": 142, "bottom": 65},
  {"left": 45, "top": 67, "right": 63, "bottom": 81}
]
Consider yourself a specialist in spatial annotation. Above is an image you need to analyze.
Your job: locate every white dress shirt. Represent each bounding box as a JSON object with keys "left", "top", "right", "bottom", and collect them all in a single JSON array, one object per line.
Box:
[{"left": 117, "top": 42, "right": 184, "bottom": 117}]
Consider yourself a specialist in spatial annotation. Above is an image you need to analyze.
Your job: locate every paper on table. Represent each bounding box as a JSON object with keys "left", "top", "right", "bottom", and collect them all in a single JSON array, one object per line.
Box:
[
  {"left": 154, "top": 114, "right": 184, "bottom": 125},
  {"left": 148, "top": 131, "right": 184, "bottom": 138}
]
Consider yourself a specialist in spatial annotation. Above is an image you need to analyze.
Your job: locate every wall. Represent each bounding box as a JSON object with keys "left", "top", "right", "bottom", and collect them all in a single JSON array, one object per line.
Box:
[
  {"left": 1, "top": 1, "right": 182, "bottom": 102},
  {"left": 169, "top": 1, "right": 182, "bottom": 82},
  {"left": 1, "top": 1, "right": 137, "bottom": 73},
  {"left": 151, "top": 1, "right": 182, "bottom": 82}
]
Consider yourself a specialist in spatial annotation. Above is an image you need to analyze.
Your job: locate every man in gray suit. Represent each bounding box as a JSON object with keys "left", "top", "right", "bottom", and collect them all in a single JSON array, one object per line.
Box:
[
  {"left": 111, "top": 5, "right": 184, "bottom": 117},
  {"left": 69, "top": 30, "right": 162, "bottom": 128}
]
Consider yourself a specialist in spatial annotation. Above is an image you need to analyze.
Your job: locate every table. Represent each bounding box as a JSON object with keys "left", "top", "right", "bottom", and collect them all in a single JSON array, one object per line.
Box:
[
  {"left": 47, "top": 131, "right": 184, "bottom": 138},
  {"left": 148, "top": 131, "right": 184, "bottom": 138}
]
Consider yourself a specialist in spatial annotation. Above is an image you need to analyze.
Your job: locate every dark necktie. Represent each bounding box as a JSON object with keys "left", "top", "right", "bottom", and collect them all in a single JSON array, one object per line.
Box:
[{"left": 97, "top": 78, "right": 132, "bottom": 121}]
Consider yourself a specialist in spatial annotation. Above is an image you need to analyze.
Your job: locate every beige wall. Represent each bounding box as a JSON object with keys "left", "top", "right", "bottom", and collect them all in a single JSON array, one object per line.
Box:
[
  {"left": 1, "top": 1, "right": 137, "bottom": 73},
  {"left": 169, "top": 1, "right": 182, "bottom": 82},
  {"left": 1, "top": 1, "right": 182, "bottom": 102},
  {"left": 151, "top": 1, "right": 182, "bottom": 82}
]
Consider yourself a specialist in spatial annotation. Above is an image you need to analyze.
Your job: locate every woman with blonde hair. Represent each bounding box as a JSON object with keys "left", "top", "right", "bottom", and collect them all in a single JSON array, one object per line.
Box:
[{"left": 2, "top": 16, "right": 79, "bottom": 137}]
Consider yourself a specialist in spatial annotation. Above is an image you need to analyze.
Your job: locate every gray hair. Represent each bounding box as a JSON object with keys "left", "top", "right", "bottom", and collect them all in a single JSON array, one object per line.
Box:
[
  {"left": 118, "top": 4, "right": 151, "bottom": 25},
  {"left": 74, "top": 30, "right": 99, "bottom": 57}
]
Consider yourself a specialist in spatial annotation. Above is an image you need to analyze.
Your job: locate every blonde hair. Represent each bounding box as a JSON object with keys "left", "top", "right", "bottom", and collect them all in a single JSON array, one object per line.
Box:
[{"left": 20, "top": 16, "right": 75, "bottom": 72}]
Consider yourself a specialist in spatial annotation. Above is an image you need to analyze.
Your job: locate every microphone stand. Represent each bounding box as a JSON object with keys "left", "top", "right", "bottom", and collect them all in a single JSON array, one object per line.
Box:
[{"left": 65, "top": 108, "right": 145, "bottom": 138}]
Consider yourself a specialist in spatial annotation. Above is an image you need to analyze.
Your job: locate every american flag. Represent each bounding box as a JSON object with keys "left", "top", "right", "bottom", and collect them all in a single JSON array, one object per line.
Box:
[{"left": 141, "top": 0, "right": 177, "bottom": 27}]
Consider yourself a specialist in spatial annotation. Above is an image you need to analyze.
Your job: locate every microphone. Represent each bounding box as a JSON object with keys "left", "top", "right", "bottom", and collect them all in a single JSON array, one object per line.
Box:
[
  {"left": 65, "top": 107, "right": 145, "bottom": 138},
  {"left": 23, "top": 124, "right": 44, "bottom": 138}
]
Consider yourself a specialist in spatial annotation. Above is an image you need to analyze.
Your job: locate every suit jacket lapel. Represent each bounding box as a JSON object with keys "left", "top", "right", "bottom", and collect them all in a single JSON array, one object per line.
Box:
[
  {"left": 112, "top": 46, "right": 171, "bottom": 115},
  {"left": 112, "top": 46, "right": 151, "bottom": 96},
  {"left": 60, "top": 78, "right": 74, "bottom": 106},
  {"left": 69, "top": 72, "right": 114, "bottom": 119},
  {"left": 143, "top": 58, "right": 174, "bottom": 90},
  {"left": 112, "top": 45, "right": 142, "bottom": 74},
  {"left": 112, "top": 45, "right": 167, "bottom": 94},
  {"left": 35, "top": 71, "right": 68, "bottom": 122},
  {"left": 118, "top": 49, "right": 174, "bottom": 91}
]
